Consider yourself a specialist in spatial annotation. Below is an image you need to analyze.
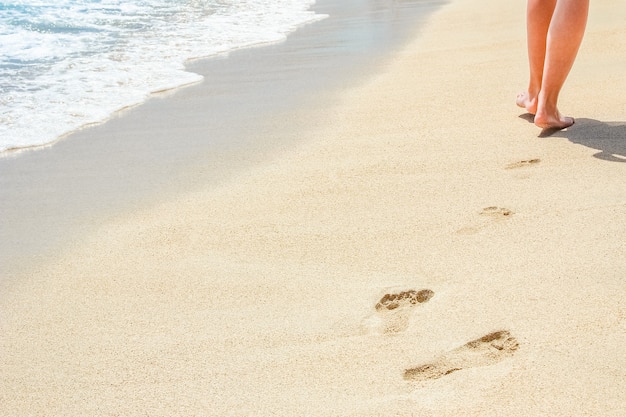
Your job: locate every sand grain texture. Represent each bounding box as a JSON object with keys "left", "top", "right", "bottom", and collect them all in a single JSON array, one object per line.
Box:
[{"left": 1, "top": 0, "right": 625, "bottom": 416}]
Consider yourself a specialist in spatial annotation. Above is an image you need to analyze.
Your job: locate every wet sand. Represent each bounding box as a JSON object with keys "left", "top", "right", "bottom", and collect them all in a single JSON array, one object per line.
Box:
[
  {"left": 1, "top": 0, "right": 625, "bottom": 415},
  {"left": 0, "top": 0, "right": 445, "bottom": 279}
]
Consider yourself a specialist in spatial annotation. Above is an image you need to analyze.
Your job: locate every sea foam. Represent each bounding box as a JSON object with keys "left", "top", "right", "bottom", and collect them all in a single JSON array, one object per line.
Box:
[{"left": 0, "top": 0, "right": 326, "bottom": 153}]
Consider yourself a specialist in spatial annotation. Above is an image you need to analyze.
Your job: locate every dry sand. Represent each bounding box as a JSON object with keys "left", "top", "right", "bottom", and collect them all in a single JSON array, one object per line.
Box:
[{"left": 1, "top": 0, "right": 625, "bottom": 415}]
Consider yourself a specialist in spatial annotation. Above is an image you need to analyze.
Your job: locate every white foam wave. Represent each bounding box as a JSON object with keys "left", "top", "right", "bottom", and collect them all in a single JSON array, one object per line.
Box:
[{"left": 0, "top": 0, "right": 326, "bottom": 153}]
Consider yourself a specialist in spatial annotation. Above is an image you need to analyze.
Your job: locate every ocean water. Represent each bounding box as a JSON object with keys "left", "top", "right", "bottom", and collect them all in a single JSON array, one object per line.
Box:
[{"left": 0, "top": 0, "right": 325, "bottom": 153}]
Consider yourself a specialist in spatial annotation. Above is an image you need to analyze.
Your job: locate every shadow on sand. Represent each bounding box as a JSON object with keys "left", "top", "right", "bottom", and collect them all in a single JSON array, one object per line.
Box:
[{"left": 535, "top": 118, "right": 626, "bottom": 163}]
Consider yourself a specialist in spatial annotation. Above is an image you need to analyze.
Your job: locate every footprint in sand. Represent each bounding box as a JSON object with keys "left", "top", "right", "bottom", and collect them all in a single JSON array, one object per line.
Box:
[
  {"left": 363, "top": 289, "right": 435, "bottom": 334},
  {"left": 403, "top": 330, "right": 519, "bottom": 382},
  {"left": 456, "top": 206, "right": 514, "bottom": 235},
  {"left": 505, "top": 158, "right": 541, "bottom": 170},
  {"left": 479, "top": 206, "right": 514, "bottom": 218}
]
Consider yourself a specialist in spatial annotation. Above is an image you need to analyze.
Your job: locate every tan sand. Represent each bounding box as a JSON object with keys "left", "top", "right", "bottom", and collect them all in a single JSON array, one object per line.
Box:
[{"left": 1, "top": 0, "right": 625, "bottom": 415}]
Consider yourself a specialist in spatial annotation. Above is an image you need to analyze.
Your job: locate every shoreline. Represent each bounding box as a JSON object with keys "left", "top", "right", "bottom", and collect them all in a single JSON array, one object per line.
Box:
[
  {"left": 2, "top": 0, "right": 625, "bottom": 415},
  {"left": 0, "top": 0, "right": 325, "bottom": 155},
  {"left": 0, "top": 0, "right": 445, "bottom": 279}
]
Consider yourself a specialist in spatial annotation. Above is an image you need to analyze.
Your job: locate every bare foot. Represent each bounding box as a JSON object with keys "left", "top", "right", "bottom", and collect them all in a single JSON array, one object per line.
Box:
[
  {"left": 534, "top": 110, "right": 575, "bottom": 130},
  {"left": 516, "top": 92, "right": 537, "bottom": 115}
]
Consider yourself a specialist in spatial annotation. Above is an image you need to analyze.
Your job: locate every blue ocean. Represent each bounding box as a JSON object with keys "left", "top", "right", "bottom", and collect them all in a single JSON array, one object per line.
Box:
[{"left": 0, "top": 0, "right": 325, "bottom": 153}]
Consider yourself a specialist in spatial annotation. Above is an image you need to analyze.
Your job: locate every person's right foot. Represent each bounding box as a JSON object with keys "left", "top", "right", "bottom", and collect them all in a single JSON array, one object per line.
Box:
[{"left": 534, "top": 110, "right": 575, "bottom": 130}]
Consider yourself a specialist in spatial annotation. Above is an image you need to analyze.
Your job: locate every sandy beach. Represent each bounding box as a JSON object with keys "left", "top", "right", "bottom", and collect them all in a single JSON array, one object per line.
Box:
[{"left": 1, "top": 0, "right": 625, "bottom": 415}]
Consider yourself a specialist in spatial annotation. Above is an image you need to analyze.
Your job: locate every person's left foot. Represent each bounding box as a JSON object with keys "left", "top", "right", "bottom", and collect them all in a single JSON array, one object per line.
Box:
[{"left": 516, "top": 91, "right": 538, "bottom": 115}]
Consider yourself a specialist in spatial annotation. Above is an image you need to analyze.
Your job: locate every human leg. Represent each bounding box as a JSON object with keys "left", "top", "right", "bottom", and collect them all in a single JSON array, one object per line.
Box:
[
  {"left": 517, "top": 0, "right": 557, "bottom": 114},
  {"left": 534, "top": 0, "right": 589, "bottom": 129}
]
